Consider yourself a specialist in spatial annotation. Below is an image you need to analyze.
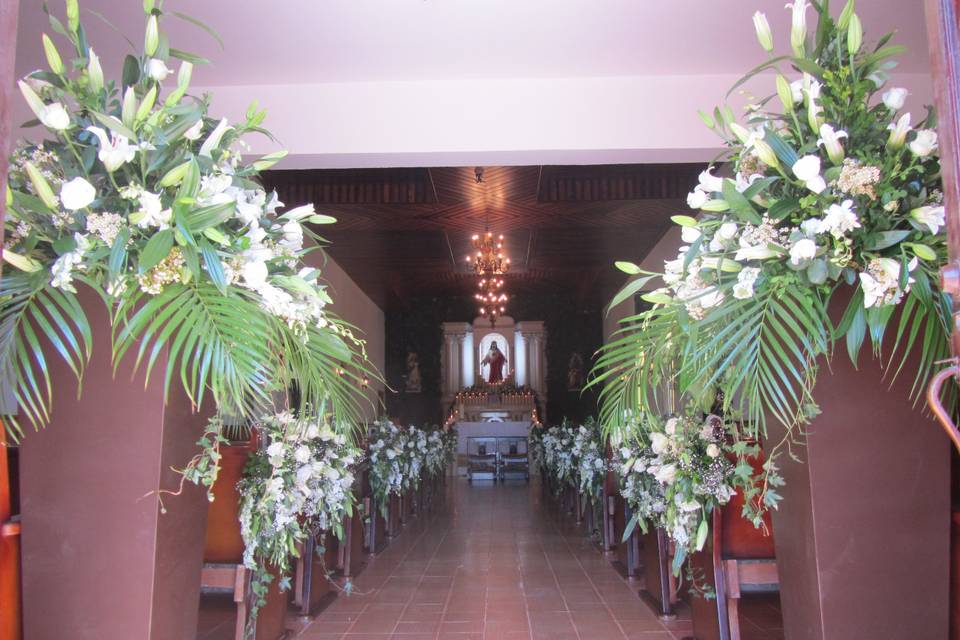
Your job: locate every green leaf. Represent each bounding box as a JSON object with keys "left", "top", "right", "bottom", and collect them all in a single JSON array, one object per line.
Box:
[
  {"left": 722, "top": 179, "right": 762, "bottom": 225},
  {"left": 764, "top": 129, "right": 799, "bottom": 168},
  {"left": 864, "top": 230, "right": 911, "bottom": 251},
  {"left": 186, "top": 201, "right": 235, "bottom": 231},
  {"left": 169, "top": 11, "right": 225, "bottom": 48},
  {"left": 91, "top": 111, "right": 137, "bottom": 142},
  {"left": 695, "top": 517, "right": 709, "bottom": 551},
  {"left": 607, "top": 275, "right": 657, "bottom": 314},
  {"left": 139, "top": 229, "right": 175, "bottom": 272},
  {"left": 199, "top": 241, "right": 227, "bottom": 292},
  {"left": 168, "top": 48, "right": 211, "bottom": 65},
  {"left": 671, "top": 215, "right": 699, "bottom": 227},
  {"left": 768, "top": 198, "right": 800, "bottom": 221},
  {"left": 121, "top": 54, "right": 140, "bottom": 88}
]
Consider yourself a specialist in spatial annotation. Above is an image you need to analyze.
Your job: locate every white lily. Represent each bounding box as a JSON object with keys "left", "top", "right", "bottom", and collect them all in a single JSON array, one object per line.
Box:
[
  {"left": 733, "top": 267, "right": 761, "bottom": 300},
  {"left": 887, "top": 113, "right": 912, "bottom": 150},
  {"left": 687, "top": 189, "right": 708, "bottom": 209},
  {"left": 785, "top": 0, "right": 809, "bottom": 57},
  {"left": 280, "top": 220, "right": 304, "bottom": 251},
  {"left": 86, "top": 126, "right": 137, "bottom": 172},
  {"left": 18, "top": 80, "right": 70, "bottom": 130},
  {"left": 910, "top": 205, "right": 946, "bottom": 235},
  {"left": 199, "top": 118, "right": 233, "bottom": 158},
  {"left": 734, "top": 243, "right": 780, "bottom": 261},
  {"left": 183, "top": 119, "right": 204, "bottom": 141},
  {"left": 680, "top": 226, "right": 701, "bottom": 244},
  {"left": 136, "top": 191, "right": 172, "bottom": 229},
  {"left": 145, "top": 58, "right": 171, "bottom": 82},
  {"left": 817, "top": 124, "right": 847, "bottom": 165},
  {"left": 697, "top": 168, "right": 724, "bottom": 193}
]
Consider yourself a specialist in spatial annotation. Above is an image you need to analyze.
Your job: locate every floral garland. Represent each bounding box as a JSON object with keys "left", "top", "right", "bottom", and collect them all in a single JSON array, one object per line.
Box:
[
  {"left": 423, "top": 428, "right": 449, "bottom": 477},
  {"left": 540, "top": 421, "right": 580, "bottom": 490},
  {"left": 614, "top": 414, "right": 744, "bottom": 573},
  {"left": 237, "top": 411, "right": 360, "bottom": 627},
  {"left": 367, "top": 419, "right": 407, "bottom": 511},
  {"left": 572, "top": 419, "right": 608, "bottom": 504},
  {"left": 2, "top": 1, "right": 376, "bottom": 438},
  {"left": 593, "top": 0, "right": 949, "bottom": 521}
]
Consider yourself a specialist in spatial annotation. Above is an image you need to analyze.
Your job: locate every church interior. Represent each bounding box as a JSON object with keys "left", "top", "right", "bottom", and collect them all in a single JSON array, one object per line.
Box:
[{"left": 2, "top": 1, "right": 959, "bottom": 640}]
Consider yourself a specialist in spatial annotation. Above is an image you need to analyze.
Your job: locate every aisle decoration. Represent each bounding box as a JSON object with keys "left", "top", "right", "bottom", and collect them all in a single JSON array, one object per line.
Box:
[
  {"left": 591, "top": 0, "right": 949, "bottom": 523},
  {"left": 424, "top": 427, "right": 449, "bottom": 477},
  {"left": 540, "top": 421, "right": 579, "bottom": 490},
  {"left": 403, "top": 425, "right": 428, "bottom": 491},
  {"left": 367, "top": 419, "right": 407, "bottom": 512},
  {"left": 2, "top": 0, "right": 377, "bottom": 438},
  {"left": 572, "top": 418, "right": 608, "bottom": 507},
  {"left": 235, "top": 411, "right": 360, "bottom": 621},
  {"left": 614, "top": 413, "right": 745, "bottom": 573}
]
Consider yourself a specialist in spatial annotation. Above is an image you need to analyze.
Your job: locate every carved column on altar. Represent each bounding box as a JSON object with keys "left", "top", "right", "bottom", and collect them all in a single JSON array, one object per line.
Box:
[
  {"left": 516, "top": 321, "right": 546, "bottom": 403},
  {"left": 441, "top": 322, "right": 471, "bottom": 404}
]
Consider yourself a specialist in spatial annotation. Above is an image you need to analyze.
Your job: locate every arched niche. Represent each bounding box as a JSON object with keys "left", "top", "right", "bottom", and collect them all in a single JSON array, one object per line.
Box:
[{"left": 478, "top": 332, "right": 509, "bottom": 383}]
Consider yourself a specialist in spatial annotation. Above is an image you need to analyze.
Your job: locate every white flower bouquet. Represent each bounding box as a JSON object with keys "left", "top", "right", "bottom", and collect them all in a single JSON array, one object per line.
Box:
[
  {"left": 615, "top": 414, "right": 743, "bottom": 574},
  {"left": 2, "top": 0, "right": 376, "bottom": 437},
  {"left": 540, "top": 421, "right": 580, "bottom": 492},
  {"left": 594, "top": 0, "right": 948, "bottom": 522},
  {"left": 572, "top": 419, "right": 608, "bottom": 504},
  {"left": 423, "top": 428, "right": 449, "bottom": 477},
  {"left": 238, "top": 411, "right": 360, "bottom": 625},
  {"left": 367, "top": 419, "right": 407, "bottom": 511}
]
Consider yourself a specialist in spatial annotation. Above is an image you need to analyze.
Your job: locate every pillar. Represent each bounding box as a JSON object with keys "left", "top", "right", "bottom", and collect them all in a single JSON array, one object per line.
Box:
[{"left": 19, "top": 288, "right": 211, "bottom": 640}]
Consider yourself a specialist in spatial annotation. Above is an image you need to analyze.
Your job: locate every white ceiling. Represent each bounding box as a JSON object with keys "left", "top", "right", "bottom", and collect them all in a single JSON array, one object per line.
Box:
[{"left": 15, "top": 0, "right": 931, "bottom": 87}]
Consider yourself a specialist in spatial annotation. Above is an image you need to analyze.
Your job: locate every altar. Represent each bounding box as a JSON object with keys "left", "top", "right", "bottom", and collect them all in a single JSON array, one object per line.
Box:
[{"left": 440, "top": 316, "right": 546, "bottom": 475}]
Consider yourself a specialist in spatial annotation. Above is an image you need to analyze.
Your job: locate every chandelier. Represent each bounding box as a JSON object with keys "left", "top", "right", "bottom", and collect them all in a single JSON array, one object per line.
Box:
[
  {"left": 465, "top": 232, "right": 511, "bottom": 276},
  {"left": 474, "top": 276, "right": 508, "bottom": 319}
]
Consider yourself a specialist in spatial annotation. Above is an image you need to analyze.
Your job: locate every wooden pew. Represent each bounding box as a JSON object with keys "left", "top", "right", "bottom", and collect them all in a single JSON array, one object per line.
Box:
[
  {"left": 201, "top": 439, "right": 288, "bottom": 640},
  {"left": 338, "top": 466, "right": 368, "bottom": 577},
  {"left": 639, "top": 527, "right": 677, "bottom": 618},
  {"left": 690, "top": 455, "right": 779, "bottom": 640},
  {"left": 0, "top": 425, "right": 21, "bottom": 640},
  {"left": 609, "top": 490, "right": 641, "bottom": 580}
]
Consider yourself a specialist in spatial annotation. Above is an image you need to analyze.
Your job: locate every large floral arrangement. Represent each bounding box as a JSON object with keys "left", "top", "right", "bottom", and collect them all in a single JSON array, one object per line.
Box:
[
  {"left": 540, "top": 421, "right": 579, "bottom": 490},
  {"left": 593, "top": 0, "right": 948, "bottom": 520},
  {"left": 572, "top": 419, "right": 608, "bottom": 505},
  {"left": 615, "top": 413, "right": 743, "bottom": 573},
  {"left": 366, "top": 419, "right": 407, "bottom": 511},
  {"left": 423, "top": 427, "right": 449, "bottom": 477},
  {"left": 237, "top": 411, "right": 360, "bottom": 625},
  {"left": 2, "top": 1, "right": 376, "bottom": 437},
  {"left": 402, "top": 425, "right": 428, "bottom": 491}
]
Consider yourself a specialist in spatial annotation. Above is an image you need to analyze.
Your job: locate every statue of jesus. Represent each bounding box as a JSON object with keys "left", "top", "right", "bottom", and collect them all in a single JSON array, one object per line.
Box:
[{"left": 481, "top": 341, "right": 507, "bottom": 384}]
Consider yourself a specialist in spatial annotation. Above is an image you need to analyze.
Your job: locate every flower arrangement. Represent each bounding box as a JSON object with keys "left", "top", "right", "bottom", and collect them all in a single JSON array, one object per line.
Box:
[
  {"left": 572, "top": 419, "right": 608, "bottom": 504},
  {"left": 237, "top": 411, "right": 360, "bottom": 626},
  {"left": 367, "top": 419, "right": 407, "bottom": 511},
  {"left": 2, "top": 1, "right": 377, "bottom": 437},
  {"left": 592, "top": 0, "right": 949, "bottom": 521},
  {"left": 614, "top": 413, "right": 744, "bottom": 573},
  {"left": 423, "top": 427, "right": 449, "bottom": 477},
  {"left": 402, "top": 425, "right": 428, "bottom": 491},
  {"left": 540, "top": 421, "right": 580, "bottom": 490}
]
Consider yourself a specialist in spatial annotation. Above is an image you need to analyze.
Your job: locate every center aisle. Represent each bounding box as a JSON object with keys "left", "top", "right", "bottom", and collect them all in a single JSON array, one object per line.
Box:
[{"left": 297, "top": 479, "right": 682, "bottom": 640}]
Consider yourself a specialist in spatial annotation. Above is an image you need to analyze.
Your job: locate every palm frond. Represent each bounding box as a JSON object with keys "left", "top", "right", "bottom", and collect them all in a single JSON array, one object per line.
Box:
[
  {"left": 111, "top": 282, "right": 278, "bottom": 419},
  {"left": 0, "top": 272, "right": 93, "bottom": 437}
]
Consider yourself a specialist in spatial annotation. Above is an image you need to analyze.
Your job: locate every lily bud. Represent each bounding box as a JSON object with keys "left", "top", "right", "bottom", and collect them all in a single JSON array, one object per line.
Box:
[
  {"left": 122, "top": 86, "right": 138, "bottom": 129},
  {"left": 158, "top": 160, "right": 192, "bottom": 187},
  {"left": 24, "top": 162, "right": 59, "bottom": 210},
  {"left": 145, "top": 15, "right": 159, "bottom": 56},
  {"left": 177, "top": 61, "right": 193, "bottom": 89},
  {"left": 87, "top": 49, "right": 104, "bottom": 93},
  {"left": 817, "top": 124, "right": 847, "bottom": 165},
  {"left": 753, "top": 139, "right": 780, "bottom": 169},
  {"left": 143, "top": 0, "right": 155, "bottom": 13},
  {"left": 776, "top": 75, "right": 794, "bottom": 113},
  {"left": 753, "top": 12, "right": 774, "bottom": 53},
  {"left": 42, "top": 34, "right": 64, "bottom": 75},
  {"left": 136, "top": 85, "right": 157, "bottom": 122},
  {"left": 729, "top": 122, "right": 751, "bottom": 144},
  {"left": 66, "top": 0, "right": 80, "bottom": 34},
  {"left": 786, "top": 0, "right": 808, "bottom": 58},
  {"left": 838, "top": 0, "right": 855, "bottom": 30},
  {"left": 887, "top": 113, "right": 912, "bottom": 150},
  {"left": 700, "top": 199, "right": 731, "bottom": 213},
  {"left": 847, "top": 14, "right": 862, "bottom": 56}
]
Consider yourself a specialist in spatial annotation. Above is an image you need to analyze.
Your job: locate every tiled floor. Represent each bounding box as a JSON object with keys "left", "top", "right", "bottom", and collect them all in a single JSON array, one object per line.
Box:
[{"left": 296, "top": 478, "right": 685, "bottom": 640}]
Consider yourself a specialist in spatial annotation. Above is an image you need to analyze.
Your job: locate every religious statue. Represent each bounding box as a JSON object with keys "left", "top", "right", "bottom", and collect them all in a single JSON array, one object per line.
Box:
[
  {"left": 404, "top": 351, "right": 422, "bottom": 393},
  {"left": 481, "top": 341, "right": 507, "bottom": 384},
  {"left": 567, "top": 351, "right": 584, "bottom": 390}
]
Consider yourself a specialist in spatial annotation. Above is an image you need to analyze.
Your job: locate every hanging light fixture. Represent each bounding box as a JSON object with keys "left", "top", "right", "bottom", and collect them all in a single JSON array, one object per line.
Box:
[
  {"left": 466, "top": 168, "right": 511, "bottom": 320},
  {"left": 474, "top": 276, "right": 508, "bottom": 320}
]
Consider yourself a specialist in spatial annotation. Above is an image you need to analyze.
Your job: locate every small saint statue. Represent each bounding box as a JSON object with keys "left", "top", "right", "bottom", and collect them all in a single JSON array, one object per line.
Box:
[
  {"left": 404, "top": 351, "right": 422, "bottom": 393},
  {"left": 481, "top": 341, "right": 507, "bottom": 384}
]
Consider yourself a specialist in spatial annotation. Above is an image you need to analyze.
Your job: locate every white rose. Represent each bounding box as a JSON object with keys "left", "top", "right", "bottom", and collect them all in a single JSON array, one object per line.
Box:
[
  {"left": 706, "top": 444, "right": 721, "bottom": 458},
  {"left": 653, "top": 463, "right": 677, "bottom": 485},
  {"left": 791, "top": 155, "right": 826, "bottom": 194},
  {"left": 909, "top": 129, "right": 938, "bottom": 157},
  {"left": 664, "top": 418, "right": 678, "bottom": 435},
  {"left": 280, "top": 220, "right": 304, "bottom": 251},
  {"left": 146, "top": 58, "right": 171, "bottom": 82},
  {"left": 822, "top": 199, "right": 861, "bottom": 238},
  {"left": 717, "top": 222, "right": 738, "bottom": 241},
  {"left": 681, "top": 226, "right": 701, "bottom": 244},
  {"left": 266, "top": 442, "right": 284, "bottom": 459},
  {"left": 42, "top": 102, "right": 71, "bottom": 130},
  {"left": 789, "top": 238, "right": 817, "bottom": 266},
  {"left": 294, "top": 445, "right": 312, "bottom": 463},
  {"left": 882, "top": 87, "right": 908, "bottom": 111},
  {"left": 650, "top": 432, "right": 670, "bottom": 455},
  {"left": 687, "top": 189, "right": 708, "bottom": 209},
  {"left": 242, "top": 260, "right": 269, "bottom": 290},
  {"left": 60, "top": 177, "right": 97, "bottom": 210}
]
